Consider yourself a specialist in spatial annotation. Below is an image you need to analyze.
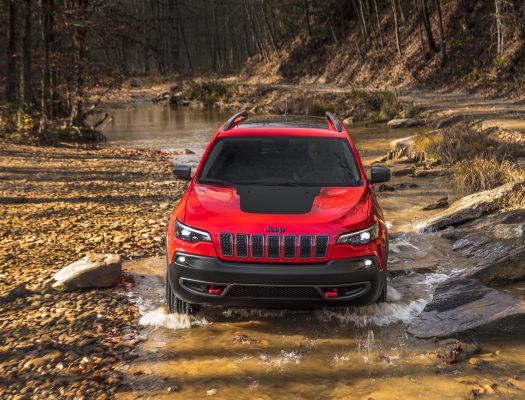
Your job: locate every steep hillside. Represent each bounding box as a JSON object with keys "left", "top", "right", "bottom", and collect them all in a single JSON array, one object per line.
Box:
[{"left": 243, "top": 1, "right": 525, "bottom": 98}]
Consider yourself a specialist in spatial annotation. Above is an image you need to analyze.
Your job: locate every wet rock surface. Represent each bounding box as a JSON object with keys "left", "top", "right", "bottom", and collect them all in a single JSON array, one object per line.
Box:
[
  {"left": 420, "top": 181, "right": 525, "bottom": 232},
  {"left": 387, "top": 118, "right": 422, "bottom": 128},
  {"left": 467, "top": 245, "right": 525, "bottom": 286},
  {"left": 407, "top": 278, "right": 525, "bottom": 338},
  {"left": 0, "top": 143, "right": 187, "bottom": 399},
  {"left": 53, "top": 254, "right": 122, "bottom": 291},
  {"left": 442, "top": 210, "right": 525, "bottom": 282}
]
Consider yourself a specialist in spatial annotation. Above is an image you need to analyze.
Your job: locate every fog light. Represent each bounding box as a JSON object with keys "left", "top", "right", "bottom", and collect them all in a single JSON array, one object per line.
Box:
[
  {"left": 364, "top": 259, "right": 373, "bottom": 267},
  {"left": 177, "top": 255, "right": 186, "bottom": 264}
]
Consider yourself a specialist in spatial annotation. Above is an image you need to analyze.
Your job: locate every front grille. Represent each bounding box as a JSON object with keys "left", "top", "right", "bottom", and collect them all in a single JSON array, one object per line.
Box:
[
  {"left": 315, "top": 235, "right": 329, "bottom": 258},
  {"left": 299, "top": 235, "right": 312, "bottom": 259},
  {"left": 235, "top": 234, "right": 248, "bottom": 258},
  {"left": 218, "top": 233, "right": 330, "bottom": 260},
  {"left": 283, "top": 235, "right": 296, "bottom": 259},
  {"left": 227, "top": 285, "right": 321, "bottom": 299},
  {"left": 219, "top": 233, "right": 233, "bottom": 257},
  {"left": 251, "top": 235, "right": 264, "bottom": 258},
  {"left": 267, "top": 235, "right": 280, "bottom": 259}
]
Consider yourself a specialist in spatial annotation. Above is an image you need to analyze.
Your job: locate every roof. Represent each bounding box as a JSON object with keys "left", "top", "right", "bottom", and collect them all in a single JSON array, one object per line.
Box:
[
  {"left": 218, "top": 113, "right": 348, "bottom": 138},
  {"left": 238, "top": 115, "right": 329, "bottom": 129}
]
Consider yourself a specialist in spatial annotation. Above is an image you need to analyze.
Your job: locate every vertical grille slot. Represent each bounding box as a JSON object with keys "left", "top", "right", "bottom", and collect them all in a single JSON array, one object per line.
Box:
[
  {"left": 251, "top": 235, "right": 264, "bottom": 258},
  {"left": 267, "top": 235, "right": 280, "bottom": 259},
  {"left": 299, "top": 235, "right": 312, "bottom": 259},
  {"left": 315, "top": 235, "right": 329, "bottom": 258},
  {"left": 219, "top": 233, "right": 233, "bottom": 257},
  {"left": 235, "top": 234, "right": 248, "bottom": 258},
  {"left": 283, "top": 235, "right": 296, "bottom": 259}
]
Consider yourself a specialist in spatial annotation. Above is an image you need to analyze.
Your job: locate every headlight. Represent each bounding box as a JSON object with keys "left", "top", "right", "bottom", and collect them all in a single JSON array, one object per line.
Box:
[
  {"left": 337, "top": 222, "right": 379, "bottom": 245},
  {"left": 174, "top": 219, "right": 212, "bottom": 243}
]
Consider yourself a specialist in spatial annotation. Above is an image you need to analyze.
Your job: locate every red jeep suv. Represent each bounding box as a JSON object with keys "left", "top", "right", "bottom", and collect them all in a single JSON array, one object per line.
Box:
[{"left": 166, "top": 111, "right": 390, "bottom": 314}]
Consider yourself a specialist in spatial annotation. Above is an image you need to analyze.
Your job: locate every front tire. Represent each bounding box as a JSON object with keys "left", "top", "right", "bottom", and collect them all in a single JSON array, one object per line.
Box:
[
  {"left": 377, "top": 274, "right": 387, "bottom": 303},
  {"left": 166, "top": 271, "right": 200, "bottom": 315}
]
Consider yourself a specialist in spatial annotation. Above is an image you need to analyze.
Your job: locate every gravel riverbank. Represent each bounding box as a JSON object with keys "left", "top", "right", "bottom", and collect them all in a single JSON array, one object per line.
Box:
[{"left": 0, "top": 143, "right": 187, "bottom": 399}]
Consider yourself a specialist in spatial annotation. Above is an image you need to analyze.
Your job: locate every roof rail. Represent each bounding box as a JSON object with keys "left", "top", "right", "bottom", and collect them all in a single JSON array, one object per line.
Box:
[
  {"left": 326, "top": 112, "right": 342, "bottom": 132},
  {"left": 223, "top": 110, "right": 248, "bottom": 131}
]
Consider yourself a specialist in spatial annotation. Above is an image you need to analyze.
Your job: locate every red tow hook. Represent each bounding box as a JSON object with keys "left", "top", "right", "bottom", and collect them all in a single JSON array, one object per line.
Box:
[
  {"left": 324, "top": 288, "right": 338, "bottom": 298},
  {"left": 208, "top": 286, "right": 223, "bottom": 295}
]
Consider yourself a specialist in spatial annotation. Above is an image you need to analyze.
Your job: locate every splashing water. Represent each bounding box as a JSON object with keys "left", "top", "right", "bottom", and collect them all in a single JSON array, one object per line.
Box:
[
  {"left": 139, "top": 307, "right": 209, "bottom": 330},
  {"left": 315, "top": 273, "right": 450, "bottom": 327}
]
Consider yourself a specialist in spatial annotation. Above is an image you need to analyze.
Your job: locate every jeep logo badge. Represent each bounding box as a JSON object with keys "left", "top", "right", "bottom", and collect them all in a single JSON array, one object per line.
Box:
[{"left": 265, "top": 226, "right": 285, "bottom": 233}]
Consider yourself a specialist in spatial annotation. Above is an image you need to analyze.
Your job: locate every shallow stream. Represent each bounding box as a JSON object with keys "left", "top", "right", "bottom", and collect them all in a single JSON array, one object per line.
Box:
[{"left": 97, "top": 105, "right": 525, "bottom": 399}]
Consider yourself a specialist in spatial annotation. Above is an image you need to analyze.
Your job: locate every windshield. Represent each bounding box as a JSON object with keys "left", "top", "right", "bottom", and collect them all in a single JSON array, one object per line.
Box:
[{"left": 198, "top": 136, "right": 363, "bottom": 187}]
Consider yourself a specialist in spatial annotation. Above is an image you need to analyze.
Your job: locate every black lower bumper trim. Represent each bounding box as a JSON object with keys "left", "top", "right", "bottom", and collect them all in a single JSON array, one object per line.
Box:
[{"left": 168, "top": 253, "right": 385, "bottom": 308}]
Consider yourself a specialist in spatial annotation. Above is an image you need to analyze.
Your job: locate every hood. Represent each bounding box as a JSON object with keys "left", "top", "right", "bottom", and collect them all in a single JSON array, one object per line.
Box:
[{"left": 183, "top": 184, "right": 373, "bottom": 236}]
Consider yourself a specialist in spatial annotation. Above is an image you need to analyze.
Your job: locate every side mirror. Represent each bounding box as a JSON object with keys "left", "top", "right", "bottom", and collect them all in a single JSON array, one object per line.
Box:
[
  {"left": 172, "top": 164, "right": 192, "bottom": 180},
  {"left": 368, "top": 166, "right": 391, "bottom": 184}
]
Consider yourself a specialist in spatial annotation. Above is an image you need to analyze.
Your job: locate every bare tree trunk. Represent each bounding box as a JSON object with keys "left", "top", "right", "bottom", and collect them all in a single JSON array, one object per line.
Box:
[
  {"left": 397, "top": 0, "right": 406, "bottom": 24},
  {"left": 434, "top": 0, "right": 446, "bottom": 65},
  {"left": 72, "top": 0, "right": 88, "bottom": 127},
  {"left": 177, "top": 0, "right": 192, "bottom": 70},
  {"left": 6, "top": 0, "right": 18, "bottom": 103},
  {"left": 495, "top": 0, "right": 503, "bottom": 54},
  {"left": 372, "top": 0, "right": 384, "bottom": 48},
  {"left": 258, "top": 0, "right": 280, "bottom": 57},
  {"left": 41, "top": 0, "right": 52, "bottom": 117},
  {"left": 22, "top": 0, "right": 32, "bottom": 106},
  {"left": 351, "top": 0, "right": 367, "bottom": 44},
  {"left": 328, "top": 10, "right": 339, "bottom": 44},
  {"left": 420, "top": 0, "right": 438, "bottom": 51},
  {"left": 391, "top": 0, "right": 402, "bottom": 55},
  {"left": 415, "top": 0, "right": 428, "bottom": 59},
  {"left": 212, "top": 0, "right": 221, "bottom": 72},
  {"left": 304, "top": 0, "right": 312, "bottom": 38}
]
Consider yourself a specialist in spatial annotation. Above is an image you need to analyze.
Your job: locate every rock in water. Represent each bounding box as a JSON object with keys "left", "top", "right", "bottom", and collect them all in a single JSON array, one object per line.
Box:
[
  {"left": 407, "top": 278, "right": 525, "bottom": 338},
  {"left": 387, "top": 118, "right": 421, "bottom": 128},
  {"left": 467, "top": 245, "right": 525, "bottom": 286},
  {"left": 422, "top": 196, "right": 449, "bottom": 210},
  {"left": 419, "top": 181, "right": 525, "bottom": 232},
  {"left": 52, "top": 254, "right": 122, "bottom": 291}
]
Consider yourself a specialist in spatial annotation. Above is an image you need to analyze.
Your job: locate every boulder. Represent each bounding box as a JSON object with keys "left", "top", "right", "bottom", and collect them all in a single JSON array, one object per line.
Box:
[
  {"left": 467, "top": 245, "right": 525, "bottom": 286},
  {"left": 442, "top": 209, "right": 525, "bottom": 262},
  {"left": 407, "top": 278, "right": 525, "bottom": 338},
  {"left": 387, "top": 118, "right": 421, "bottom": 128},
  {"left": 52, "top": 254, "right": 122, "bottom": 292},
  {"left": 422, "top": 196, "right": 448, "bottom": 210},
  {"left": 419, "top": 181, "right": 525, "bottom": 232}
]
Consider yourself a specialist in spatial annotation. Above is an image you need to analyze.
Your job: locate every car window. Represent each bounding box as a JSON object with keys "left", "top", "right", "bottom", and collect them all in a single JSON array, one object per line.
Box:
[{"left": 198, "top": 136, "right": 363, "bottom": 187}]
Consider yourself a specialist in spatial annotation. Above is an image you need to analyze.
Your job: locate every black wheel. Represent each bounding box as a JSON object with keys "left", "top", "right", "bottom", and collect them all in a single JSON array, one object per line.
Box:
[
  {"left": 377, "top": 274, "right": 387, "bottom": 303},
  {"left": 165, "top": 271, "right": 200, "bottom": 315}
]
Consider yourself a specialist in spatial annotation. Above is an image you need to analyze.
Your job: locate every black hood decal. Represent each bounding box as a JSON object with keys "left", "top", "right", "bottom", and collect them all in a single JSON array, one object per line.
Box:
[{"left": 236, "top": 186, "right": 321, "bottom": 214}]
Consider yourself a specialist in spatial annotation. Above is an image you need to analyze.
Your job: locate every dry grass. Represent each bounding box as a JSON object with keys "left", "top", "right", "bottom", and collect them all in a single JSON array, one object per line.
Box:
[
  {"left": 453, "top": 157, "right": 524, "bottom": 194},
  {"left": 500, "top": 186, "right": 525, "bottom": 210},
  {"left": 415, "top": 123, "right": 496, "bottom": 163},
  {"left": 415, "top": 122, "right": 524, "bottom": 163},
  {"left": 415, "top": 122, "right": 525, "bottom": 196}
]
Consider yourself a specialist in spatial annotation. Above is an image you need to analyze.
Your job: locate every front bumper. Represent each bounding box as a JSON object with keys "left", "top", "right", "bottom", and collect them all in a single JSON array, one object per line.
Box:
[{"left": 168, "top": 253, "right": 386, "bottom": 308}]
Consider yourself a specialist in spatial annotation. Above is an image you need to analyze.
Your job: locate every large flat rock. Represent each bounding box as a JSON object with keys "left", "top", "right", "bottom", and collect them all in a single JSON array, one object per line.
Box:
[
  {"left": 467, "top": 245, "right": 525, "bottom": 286},
  {"left": 407, "top": 278, "right": 525, "bottom": 338},
  {"left": 419, "top": 181, "right": 524, "bottom": 232},
  {"left": 52, "top": 254, "right": 122, "bottom": 291}
]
